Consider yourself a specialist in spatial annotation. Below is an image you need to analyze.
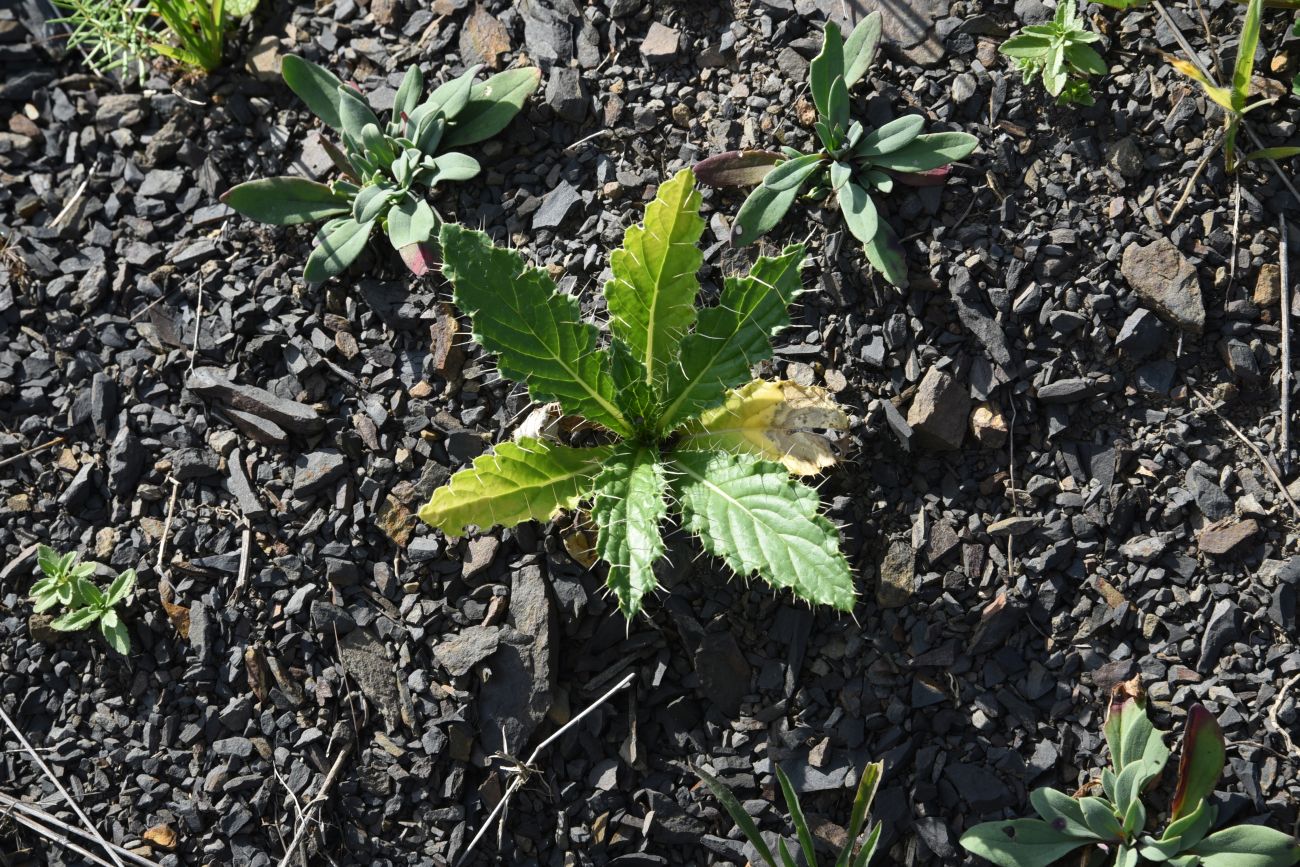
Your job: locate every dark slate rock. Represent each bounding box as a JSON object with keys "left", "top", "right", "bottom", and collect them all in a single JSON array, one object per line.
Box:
[{"left": 187, "top": 368, "right": 322, "bottom": 434}]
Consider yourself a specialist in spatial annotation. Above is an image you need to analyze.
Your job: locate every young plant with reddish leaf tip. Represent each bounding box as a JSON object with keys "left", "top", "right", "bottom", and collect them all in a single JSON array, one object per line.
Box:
[
  {"left": 960, "top": 678, "right": 1300, "bottom": 867},
  {"left": 223, "top": 56, "right": 540, "bottom": 283},
  {"left": 693, "top": 13, "right": 977, "bottom": 288},
  {"left": 414, "top": 168, "right": 855, "bottom": 618},
  {"left": 697, "top": 760, "right": 885, "bottom": 867}
]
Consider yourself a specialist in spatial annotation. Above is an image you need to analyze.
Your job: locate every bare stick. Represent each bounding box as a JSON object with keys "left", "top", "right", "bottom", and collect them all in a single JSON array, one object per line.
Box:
[
  {"left": 0, "top": 805, "right": 116, "bottom": 867},
  {"left": 49, "top": 165, "right": 97, "bottom": 230},
  {"left": 0, "top": 704, "right": 127, "bottom": 867},
  {"left": 1193, "top": 389, "right": 1300, "bottom": 521},
  {"left": 1283, "top": 216, "right": 1293, "bottom": 474},
  {"left": 187, "top": 276, "right": 204, "bottom": 376},
  {"left": 0, "top": 793, "right": 159, "bottom": 867},
  {"left": 0, "top": 437, "right": 65, "bottom": 470},
  {"left": 156, "top": 476, "right": 180, "bottom": 574},
  {"left": 1269, "top": 672, "right": 1300, "bottom": 758},
  {"left": 274, "top": 742, "right": 354, "bottom": 867},
  {"left": 456, "top": 671, "right": 636, "bottom": 867}
]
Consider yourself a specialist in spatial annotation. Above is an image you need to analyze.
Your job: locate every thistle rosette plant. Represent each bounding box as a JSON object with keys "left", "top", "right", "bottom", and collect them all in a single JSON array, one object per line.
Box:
[
  {"left": 960, "top": 678, "right": 1300, "bottom": 867},
  {"left": 416, "top": 168, "right": 855, "bottom": 618},
  {"left": 1000, "top": 0, "right": 1106, "bottom": 106},
  {"left": 223, "top": 56, "right": 541, "bottom": 282},
  {"left": 697, "top": 760, "right": 885, "bottom": 867},
  {"left": 694, "top": 13, "right": 978, "bottom": 288}
]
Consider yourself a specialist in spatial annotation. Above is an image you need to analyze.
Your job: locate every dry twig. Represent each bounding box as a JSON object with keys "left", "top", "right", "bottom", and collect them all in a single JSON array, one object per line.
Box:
[
  {"left": 274, "top": 741, "right": 354, "bottom": 867},
  {"left": 0, "top": 437, "right": 65, "bottom": 470},
  {"left": 1193, "top": 389, "right": 1300, "bottom": 522},
  {"left": 1282, "top": 216, "right": 1293, "bottom": 473},
  {"left": 0, "top": 792, "right": 158, "bottom": 867},
  {"left": 0, "top": 705, "right": 126, "bottom": 867},
  {"left": 1268, "top": 672, "right": 1300, "bottom": 759},
  {"left": 456, "top": 671, "right": 637, "bottom": 866}
]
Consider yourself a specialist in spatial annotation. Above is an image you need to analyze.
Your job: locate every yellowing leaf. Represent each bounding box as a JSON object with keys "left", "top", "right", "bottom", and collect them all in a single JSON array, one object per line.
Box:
[
  {"left": 417, "top": 438, "right": 614, "bottom": 536},
  {"left": 1167, "top": 57, "right": 1235, "bottom": 112},
  {"left": 680, "top": 380, "right": 849, "bottom": 476}
]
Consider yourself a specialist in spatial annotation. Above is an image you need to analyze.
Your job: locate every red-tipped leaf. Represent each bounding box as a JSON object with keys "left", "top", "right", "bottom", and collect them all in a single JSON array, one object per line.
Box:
[
  {"left": 694, "top": 150, "right": 786, "bottom": 187},
  {"left": 400, "top": 241, "right": 437, "bottom": 276},
  {"left": 1171, "top": 704, "right": 1225, "bottom": 822},
  {"left": 890, "top": 167, "right": 951, "bottom": 187}
]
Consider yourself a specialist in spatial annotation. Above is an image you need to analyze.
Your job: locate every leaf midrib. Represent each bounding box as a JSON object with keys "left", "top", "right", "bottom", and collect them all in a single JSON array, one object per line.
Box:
[{"left": 640, "top": 190, "right": 692, "bottom": 388}]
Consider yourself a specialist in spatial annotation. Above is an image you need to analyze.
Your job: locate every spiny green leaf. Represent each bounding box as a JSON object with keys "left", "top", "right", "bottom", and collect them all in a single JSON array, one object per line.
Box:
[
  {"left": 660, "top": 245, "right": 804, "bottom": 432},
  {"left": 671, "top": 450, "right": 854, "bottom": 610},
  {"left": 221, "top": 178, "right": 350, "bottom": 226},
  {"left": 418, "top": 438, "right": 614, "bottom": 536},
  {"left": 303, "top": 217, "right": 374, "bottom": 283},
  {"left": 604, "top": 167, "right": 705, "bottom": 391},
  {"left": 444, "top": 67, "right": 542, "bottom": 148},
  {"left": 439, "top": 223, "right": 630, "bottom": 435},
  {"left": 592, "top": 444, "right": 667, "bottom": 617},
  {"left": 959, "top": 818, "right": 1098, "bottom": 867},
  {"left": 37, "top": 545, "right": 60, "bottom": 577}
]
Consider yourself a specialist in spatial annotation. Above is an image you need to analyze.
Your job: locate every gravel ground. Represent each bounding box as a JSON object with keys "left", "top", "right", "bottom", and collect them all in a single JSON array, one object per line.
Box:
[{"left": 4, "top": 0, "right": 1300, "bottom": 864}]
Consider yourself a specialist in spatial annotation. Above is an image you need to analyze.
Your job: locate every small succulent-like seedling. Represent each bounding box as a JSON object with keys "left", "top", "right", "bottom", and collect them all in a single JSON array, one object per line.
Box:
[
  {"left": 694, "top": 13, "right": 978, "bottom": 288},
  {"left": 697, "top": 760, "right": 884, "bottom": 867},
  {"left": 223, "top": 56, "right": 540, "bottom": 282},
  {"left": 29, "top": 545, "right": 96, "bottom": 613},
  {"left": 1167, "top": 0, "right": 1300, "bottom": 171},
  {"left": 50, "top": 570, "right": 136, "bottom": 655},
  {"left": 999, "top": 0, "right": 1106, "bottom": 106},
  {"left": 960, "top": 678, "right": 1300, "bottom": 867},
  {"left": 417, "top": 168, "right": 854, "bottom": 618}
]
